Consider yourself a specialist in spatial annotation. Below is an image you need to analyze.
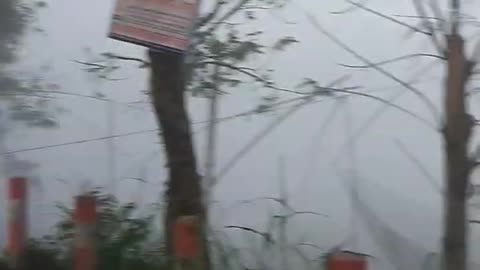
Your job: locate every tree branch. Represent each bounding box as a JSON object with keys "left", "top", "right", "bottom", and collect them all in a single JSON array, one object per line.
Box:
[
  {"left": 330, "top": 88, "right": 436, "bottom": 129},
  {"left": 214, "top": 76, "right": 351, "bottom": 183},
  {"left": 394, "top": 138, "right": 442, "bottom": 194},
  {"left": 73, "top": 60, "right": 106, "bottom": 69},
  {"left": 213, "top": 74, "right": 436, "bottom": 184},
  {"left": 307, "top": 13, "right": 440, "bottom": 125},
  {"left": 239, "top": 6, "right": 269, "bottom": 11},
  {"left": 296, "top": 243, "right": 325, "bottom": 251},
  {"left": 339, "top": 53, "right": 445, "bottom": 69},
  {"left": 411, "top": 0, "right": 445, "bottom": 55},
  {"left": 344, "top": 0, "right": 432, "bottom": 35},
  {"left": 104, "top": 54, "right": 150, "bottom": 67},
  {"left": 196, "top": 0, "right": 224, "bottom": 28},
  {"left": 393, "top": 14, "right": 442, "bottom": 20},
  {"left": 207, "top": 0, "right": 249, "bottom": 33},
  {"left": 0, "top": 93, "right": 55, "bottom": 99},
  {"left": 201, "top": 60, "right": 311, "bottom": 95},
  {"left": 224, "top": 226, "right": 274, "bottom": 244},
  {"left": 274, "top": 210, "right": 329, "bottom": 219},
  {"left": 330, "top": 0, "right": 369, "bottom": 15},
  {"left": 194, "top": 93, "right": 344, "bottom": 126}
]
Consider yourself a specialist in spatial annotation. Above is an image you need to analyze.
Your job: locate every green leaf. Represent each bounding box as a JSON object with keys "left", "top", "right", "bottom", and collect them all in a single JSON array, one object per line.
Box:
[
  {"left": 246, "top": 31, "right": 264, "bottom": 36},
  {"left": 228, "top": 41, "right": 263, "bottom": 61},
  {"left": 255, "top": 104, "right": 273, "bottom": 114},
  {"left": 94, "top": 92, "right": 105, "bottom": 99},
  {"left": 35, "top": 1, "right": 48, "bottom": 8},
  {"left": 296, "top": 78, "right": 333, "bottom": 96},
  {"left": 245, "top": 10, "right": 256, "bottom": 20},
  {"left": 273, "top": 36, "right": 299, "bottom": 51}
]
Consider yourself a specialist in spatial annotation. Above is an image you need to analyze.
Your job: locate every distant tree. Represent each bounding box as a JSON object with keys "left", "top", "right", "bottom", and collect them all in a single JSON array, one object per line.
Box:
[
  {"left": 0, "top": 0, "right": 59, "bottom": 129},
  {"left": 306, "top": 1, "right": 480, "bottom": 270}
]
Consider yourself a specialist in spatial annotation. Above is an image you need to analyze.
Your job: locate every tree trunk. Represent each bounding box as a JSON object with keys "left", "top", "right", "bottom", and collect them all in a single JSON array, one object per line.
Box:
[
  {"left": 443, "top": 34, "right": 472, "bottom": 270},
  {"left": 148, "top": 50, "right": 210, "bottom": 270}
]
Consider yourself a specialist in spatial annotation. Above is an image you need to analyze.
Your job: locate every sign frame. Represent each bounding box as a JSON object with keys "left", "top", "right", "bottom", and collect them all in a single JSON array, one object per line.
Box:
[{"left": 108, "top": 0, "right": 199, "bottom": 54}]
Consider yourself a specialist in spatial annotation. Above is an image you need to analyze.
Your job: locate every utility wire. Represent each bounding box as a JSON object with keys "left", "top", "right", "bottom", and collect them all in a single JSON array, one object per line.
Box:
[
  {"left": 393, "top": 138, "right": 443, "bottom": 194},
  {"left": 215, "top": 99, "right": 307, "bottom": 182},
  {"left": 0, "top": 79, "right": 418, "bottom": 157},
  {"left": 213, "top": 76, "right": 353, "bottom": 185},
  {"left": 305, "top": 11, "right": 440, "bottom": 126},
  {"left": 0, "top": 95, "right": 320, "bottom": 157},
  {"left": 329, "top": 60, "right": 442, "bottom": 168},
  {"left": 0, "top": 129, "right": 160, "bottom": 156},
  {"left": 0, "top": 95, "right": 311, "bottom": 156},
  {"left": 342, "top": 97, "right": 360, "bottom": 252},
  {"left": 295, "top": 101, "right": 341, "bottom": 191}
]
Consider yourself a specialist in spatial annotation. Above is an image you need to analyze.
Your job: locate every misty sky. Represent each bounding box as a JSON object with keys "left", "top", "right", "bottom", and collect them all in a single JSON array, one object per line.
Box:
[{"left": 1, "top": 0, "right": 480, "bottom": 269}]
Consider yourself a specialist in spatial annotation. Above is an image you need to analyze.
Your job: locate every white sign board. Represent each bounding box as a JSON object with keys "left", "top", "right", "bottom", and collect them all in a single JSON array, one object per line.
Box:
[{"left": 109, "top": 0, "right": 198, "bottom": 53}]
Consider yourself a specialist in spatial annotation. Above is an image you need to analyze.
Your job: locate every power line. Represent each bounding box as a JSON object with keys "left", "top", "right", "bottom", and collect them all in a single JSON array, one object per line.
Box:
[
  {"left": 305, "top": 11, "right": 441, "bottom": 125},
  {"left": 295, "top": 100, "right": 341, "bottom": 192},
  {"left": 0, "top": 129, "right": 160, "bottom": 156},
  {"left": 214, "top": 100, "right": 307, "bottom": 182},
  {"left": 342, "top": 97, "right": 360, "bottom": 252},
  {"left": 213, "top": 76, "right": 353, "bottom": 184},
  {"left": 328, "top": 61, "right": 442, "bottom": 168},
  {"left": 0, "top": 96, "right": 315, "bottom": 156},
  {"left": 0, "top": 97, "right": 302, "bottom": 156},
  {"left": 393, "top": 138, "right": 443, "bottom": 194},
  {"left": 0, "top": 82, "right": 400, "bottom": 157}
]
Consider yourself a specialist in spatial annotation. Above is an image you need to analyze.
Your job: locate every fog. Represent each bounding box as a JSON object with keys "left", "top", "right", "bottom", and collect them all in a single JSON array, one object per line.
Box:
[{"left": 0, "top": 0, "right": 480, "bottom": 269}]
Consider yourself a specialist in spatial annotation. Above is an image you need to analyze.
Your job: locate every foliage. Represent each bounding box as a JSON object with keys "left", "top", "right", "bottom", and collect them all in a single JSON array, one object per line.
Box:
[
  {"left": 82, "top": 0, "right": 305, "bottom": 114},
  {"left": 0, "top": 0, "right": 59, "bottom": 129},
  {"left": 0, "top": 188, "right": 329, "bottom": 270},
  {"left": 34, "top": 190, "right": 167, "bottom": 270},
  {"left": 0, "top": 239, "right": 65, "bottom": 270},
  {"left": 185, "top": 0, "right": 301, "bottom": 113},
  {"left": 0, "top": 0, "right": 29, "bottom": 64}
]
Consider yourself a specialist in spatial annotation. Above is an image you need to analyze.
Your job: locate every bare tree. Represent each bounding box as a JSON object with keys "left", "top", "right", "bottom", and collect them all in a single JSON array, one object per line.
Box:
[
  {"left": 307, "top": 1, "right": 479, "bottom": 269},
  {"left": 0, "top": 0, "right": 59, "bottom": 129},
  {"left": 441, "top": 1, "right": 476, "bottom": 269}
]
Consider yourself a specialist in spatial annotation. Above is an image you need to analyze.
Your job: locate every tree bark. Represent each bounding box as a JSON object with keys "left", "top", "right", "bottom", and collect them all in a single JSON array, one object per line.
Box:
[
  {"left": 443, "top": 34, "right": 472, "bottom": 270},
  {"left": 148, "top": 50, "right": 210, "bottom": 270}
]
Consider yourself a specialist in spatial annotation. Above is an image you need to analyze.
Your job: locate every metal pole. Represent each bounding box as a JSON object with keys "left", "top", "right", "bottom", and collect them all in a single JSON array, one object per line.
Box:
[
  {"left": 203, "top": 79, "right": 218, "bottom": 201},
  {"left": 277, "top": 156, "right": 289, "bottom": 270},
  {"left": 344, "top": 98, "right": 359, "bottom": 252},
  {"left": 107, "top": 99, "right": 117, "bottom": 193}
]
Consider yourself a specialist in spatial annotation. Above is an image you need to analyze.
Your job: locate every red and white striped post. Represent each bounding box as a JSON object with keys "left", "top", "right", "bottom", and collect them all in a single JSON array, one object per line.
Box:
[
  {"left": 7, "top": 177, "right": 28, "bottom": 269},
  {"left": 173, "top": 215, "right": 202, "bottom": 270},
  {"left": 74, "top": 194, "right": 96, "bottom": 270},
  {"left": 173, "top": 215, "right": 200, "bottom": 259},
  {"left": 326, "top": 250, "right": 368, "bottom": 270}
]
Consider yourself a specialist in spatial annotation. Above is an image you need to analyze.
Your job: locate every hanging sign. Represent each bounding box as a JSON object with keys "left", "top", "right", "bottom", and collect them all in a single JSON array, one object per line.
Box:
[{"left": 109, "top": 0, "right": 198, "bottom": 53}]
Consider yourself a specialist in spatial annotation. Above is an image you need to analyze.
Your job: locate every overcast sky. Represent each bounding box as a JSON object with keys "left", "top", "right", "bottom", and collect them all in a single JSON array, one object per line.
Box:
[{"left": 1, "top": 0, "right": 480, "bottom": 269}]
